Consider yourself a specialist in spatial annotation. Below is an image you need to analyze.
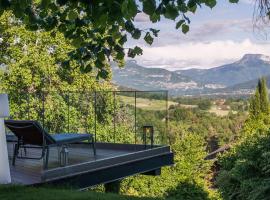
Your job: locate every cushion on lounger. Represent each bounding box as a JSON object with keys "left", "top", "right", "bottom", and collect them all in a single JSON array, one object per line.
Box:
[{"left": 51, "top": 133, "right": 91, "bottom": 143}]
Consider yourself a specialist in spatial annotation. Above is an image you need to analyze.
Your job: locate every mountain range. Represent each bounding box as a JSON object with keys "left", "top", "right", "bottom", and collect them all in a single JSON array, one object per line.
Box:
[{"left": 112, "top": 54, "right": 270, "bottom": 96}]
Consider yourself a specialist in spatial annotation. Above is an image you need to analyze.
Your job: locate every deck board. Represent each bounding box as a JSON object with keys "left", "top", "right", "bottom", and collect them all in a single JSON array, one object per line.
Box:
[
  {"left": 7, "top": 142, "right": 173, "bottom": 188},
  {"left": 8, "top": 143, "right": 135, "bottom": 185}
]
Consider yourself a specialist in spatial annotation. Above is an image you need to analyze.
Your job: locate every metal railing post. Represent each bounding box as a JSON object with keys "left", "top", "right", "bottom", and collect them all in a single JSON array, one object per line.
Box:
[
  {"left": 94, "top": 91, "right": 97, "bottom": 143},
  {"left": 113, "top": 91, "right": 116, "bottom": 143},
  {"left": 134, "top": 91, "right": 137, "bottom": 144},
  {"left": 42, "top": 92, "right": 45, "bottom": 129},
  {"left": 86, "top": 92, "right": 89, "bottom": 134},
  {"left": 165, "top": 91, "right": 171, "bottom": 145},
  {"left": 27, "top": 93, "right": 30, "bottom": 120},
  {"left": 165, "top": 91, "right": 169, "bottom": 145},
  {"left": 67, "top": 92, "right": 70, "bottom": 133}
]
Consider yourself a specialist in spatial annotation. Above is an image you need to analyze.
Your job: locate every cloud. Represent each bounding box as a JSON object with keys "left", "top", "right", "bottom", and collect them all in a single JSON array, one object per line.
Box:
[
  {"left": 134, "top": 13, "right": 150, "bottom": 23},
  {"left": 192, "top": 19, "right": 253, "bottom": 38},
  {"left": 239, "top": 0, "right": 254, "bottom": 4},
  {"left": 129, "top": 18, "right": 255, "bottom": 48},
  {"left": 132, "top": 39, "right": 270, "bottom": 70}
]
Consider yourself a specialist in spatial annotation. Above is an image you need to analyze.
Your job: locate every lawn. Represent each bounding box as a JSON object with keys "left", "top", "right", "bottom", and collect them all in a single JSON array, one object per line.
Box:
[
  {"left": 0, "top": 186, "right": 175, "bottom": 200},
  {"left": 118, "top": 95, "right": 178, "bottom": 111}
]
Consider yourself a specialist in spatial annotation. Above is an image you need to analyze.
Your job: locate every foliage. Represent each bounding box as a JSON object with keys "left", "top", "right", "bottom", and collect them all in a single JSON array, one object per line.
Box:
[
  {"left": 173, "top": 97, "right": 212, "bottom": 106},
  {"left": 0, "top": 0, "right": 239, "bottom": 78},
  {"left": 217, "top": 77, "right": 270, "bottom": 200},
  {"left": 169, "top": 106, "right": 247, "bottom": 148},
  {"left": 242, "top": 77, "right": 270, "bottom": 138},
  {"left": 121, "top": 133, "right": 221, "bottom": 200},
  {"left": 0, "top": 12, "right": 134, "bottom": 143},
  {"left": 198, "top": 99, "right": 212, "bottom": 110},
  {"left": 249, "top": 77, "right": 269, "bottom": 118},
  {"left": 217, "top": 131, "right": 270, "bottom": 200}
]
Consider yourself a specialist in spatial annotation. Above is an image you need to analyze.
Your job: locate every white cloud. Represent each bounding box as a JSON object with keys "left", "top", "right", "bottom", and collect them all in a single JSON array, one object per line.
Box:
[
  {"left": 133, "top": 39, "right": 270, "bottom": 70},
  {"left": 134, "top": 12, "right": 150, "bottom": 23},
  {"left": 239, "top": 0, "right": 254, "bottom": 4}
]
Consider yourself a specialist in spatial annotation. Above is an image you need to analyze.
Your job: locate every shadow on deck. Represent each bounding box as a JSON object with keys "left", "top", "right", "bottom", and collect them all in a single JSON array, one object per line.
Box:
[{"left": 8, "top": 142, "right": 174, "bottom": 188}]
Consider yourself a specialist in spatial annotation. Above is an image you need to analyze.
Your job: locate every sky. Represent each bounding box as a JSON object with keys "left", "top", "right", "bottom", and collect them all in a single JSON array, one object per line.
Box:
[{"left": 126, "top": 0, "right": 270, "bottom": 71}]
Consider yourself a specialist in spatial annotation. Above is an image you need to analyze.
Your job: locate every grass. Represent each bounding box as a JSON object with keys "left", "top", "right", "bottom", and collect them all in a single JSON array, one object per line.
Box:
[
  {"left": 118, "top": 96, "right": 178, "bottom": 111},
  {"left": 0, "top": 185, "right": 176, "bottom": 200},
  {"left": 118, "top": 95, "right": 235, "bottom": 117},
  {"left": 208, "top": 105, "right": 237, "bottom": 116},
  {"left": 178, "top": 104, "right": 197, "bottom": 109}
]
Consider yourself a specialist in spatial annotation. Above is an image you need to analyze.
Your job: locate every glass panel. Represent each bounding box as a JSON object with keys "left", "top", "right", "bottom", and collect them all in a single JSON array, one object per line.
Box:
[{"left": 8, "top": 91, "right": 169, "bottom": 145}]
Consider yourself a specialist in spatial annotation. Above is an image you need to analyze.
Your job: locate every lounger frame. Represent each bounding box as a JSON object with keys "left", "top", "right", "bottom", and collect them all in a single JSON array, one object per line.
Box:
[{"left": 5, "top": 120, "right": 96, "bottom": 169}]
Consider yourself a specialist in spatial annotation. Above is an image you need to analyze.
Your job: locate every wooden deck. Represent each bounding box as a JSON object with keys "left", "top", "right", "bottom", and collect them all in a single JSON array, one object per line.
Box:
[{"left": 7, "top": 142, "right": 174, "bottom": 188}]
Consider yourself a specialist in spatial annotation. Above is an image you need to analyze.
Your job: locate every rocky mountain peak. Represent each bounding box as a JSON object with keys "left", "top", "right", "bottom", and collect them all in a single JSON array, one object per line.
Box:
[{"left": 237, "top": 54, "right": 270, "bottom": 65}]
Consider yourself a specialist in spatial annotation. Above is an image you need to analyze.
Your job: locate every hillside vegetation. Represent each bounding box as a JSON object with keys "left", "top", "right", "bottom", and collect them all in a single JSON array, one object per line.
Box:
[
  {"left": 217, "top": 77, "right": 270, "bottom": 200},
  {"left": 0, "top": 186, "right": 175, "bottom": 200},
  {"left": 2, "top": 10, "right": 270, "bottom": 200}
]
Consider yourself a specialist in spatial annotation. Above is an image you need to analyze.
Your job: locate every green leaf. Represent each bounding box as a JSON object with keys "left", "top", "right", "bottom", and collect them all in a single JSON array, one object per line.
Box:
[
  {"left": 182, "top": 24, "right": 189, "bottom": 34},
  {"left": 205, "top": 0, "right": 217, "bottom": 8},
  {"left": 177, "top": 2, "right": 188, "bottom": 13},
  {"left": 128, "top": 46, "right": 143, "bottom": 58},
  {"left": 142, "top": 0, "right": 156, "bottom": 16},
  {"left": 149, "top": 12, "right": 160, "bottom": 23},
  {"left": 144, "top": 32, "right": 154, "bottom": 45},
  {"left": 44, "top": 16, "right": 58, "bottom": 31},
  {"left": 133, "top": 46, "right": 143, "bottom": 55},
  {"left": 97, "top": 14, "right": 108, "bottom": 26},
  {"left": 176, "top": 19, "right": 185, "bottom": 29},
  {"left": 56, "top": 0, "right": 68, "bottom": 6},
  {"left": 125, "top": 20, "right": 135, "bottom": 33},
  {"left": 71, "top": 37, "right": 84, "bottom": 48},
  {"left": 116, "top": 51, "right": 125, "bottom": 60},
  {"left": 121, "top": 0, "right": 137, "bottom": 19},
  {"left": 80, "top": 64, "right": 93, "bottom": 73},
  {"left": 189, "top": 4, "right": 197, "bottom": 13},
  {"left": 132, "top": 29, "right": 141, "bottom": 39},
  {"left": 67, "top": 10, "right": 78, "bottom": 20},
  {"left": 164, "top": 4, "right": 179, "bottom": 20},
  {"left": 187, "top": 0, "right": 196, "bottom": 8},
  {"left": 150, "top": 28, "right": 159, "bottom": 37},
  {"left": 95, "top": 59, "right": 103, "bottom": 69},
  {"left": 41, "top": 0, "right": 51, "bottom": 8},
  {"left": 229, "top": 0, "right": 239, "bottom": 3},
  {"left": 118, "top": 35, "right": 127, "bottom": 45},
  {"left": 97, "top": 69, "right": 109, "bottom": 79},
  {"left": 97, "top": 51, "right": 106, "bottom": 62},
  {"left": 187, "top": 0, "right": 197, "bottom": 13}
]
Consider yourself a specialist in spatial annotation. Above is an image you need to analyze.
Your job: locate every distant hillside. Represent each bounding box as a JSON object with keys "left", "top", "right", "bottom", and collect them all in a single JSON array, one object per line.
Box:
[
  {"left": 112, "top": 60, "right": 202, "bottom": 95},
  {"left": 112, "top": 54, "right": 270, "bottom": 96},
  {"left": 178, "top": 54, "right": 270, "bottom": 87},
  {"left": 224, "top": 75, "right": 270, "bottom": 90}
]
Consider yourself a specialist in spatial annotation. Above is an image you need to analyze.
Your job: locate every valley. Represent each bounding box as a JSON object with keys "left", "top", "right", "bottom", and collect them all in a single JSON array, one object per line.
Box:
[{"left": 112, "top": 54, "right": 270, "bottom": 96}]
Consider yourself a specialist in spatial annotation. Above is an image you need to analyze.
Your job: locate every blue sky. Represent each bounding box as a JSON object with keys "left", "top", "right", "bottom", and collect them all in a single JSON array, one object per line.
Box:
[{"left": 127, "top": 0, "right": 270, "bottom": 70}]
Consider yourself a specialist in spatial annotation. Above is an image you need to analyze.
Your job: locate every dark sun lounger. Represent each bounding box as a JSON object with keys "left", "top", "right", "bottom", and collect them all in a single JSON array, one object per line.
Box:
[{"left": 5, "top": 120, "right": 96, "bottom": 169}]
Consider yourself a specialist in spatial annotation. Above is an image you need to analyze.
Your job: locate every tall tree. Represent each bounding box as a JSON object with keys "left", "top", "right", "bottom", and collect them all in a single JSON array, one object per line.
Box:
[
  {"left": 243, "top": 77, "right": 270, "bottom": 137},
  {"left": 249, "top": 89, "right": 261, "bottom": 118},
  {"left": 258, "top": 77, "right": 269, "bottom": 114},
  {"left": 0, "top": 0, "right": 239, "bottom": 78},
  {"left": 249, "top": 77, "right": 269, "bottom": 118}
]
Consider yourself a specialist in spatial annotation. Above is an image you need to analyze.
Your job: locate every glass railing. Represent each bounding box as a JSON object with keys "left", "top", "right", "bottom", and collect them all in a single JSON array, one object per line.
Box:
[{"left": 7, "top": 91, "right": 169, "bottom": 146}]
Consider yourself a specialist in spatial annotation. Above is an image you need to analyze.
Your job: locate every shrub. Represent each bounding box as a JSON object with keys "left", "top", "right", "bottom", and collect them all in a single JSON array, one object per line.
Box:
[
  {"left": 217, "top": 131, "right": 270, "bottom": 200},
  {"left": 121, "top": 133, "right": 221, "bottom": 200}
]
